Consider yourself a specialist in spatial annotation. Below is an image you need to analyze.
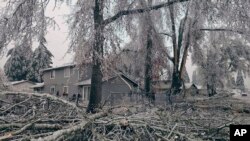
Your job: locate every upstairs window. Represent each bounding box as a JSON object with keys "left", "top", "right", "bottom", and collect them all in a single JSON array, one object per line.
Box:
[
  {"left": 64, "top": 68, "right": 70, "bottom": 78},
  {"left": 50, "top": 70, "right": 55, "bottom": 79}
]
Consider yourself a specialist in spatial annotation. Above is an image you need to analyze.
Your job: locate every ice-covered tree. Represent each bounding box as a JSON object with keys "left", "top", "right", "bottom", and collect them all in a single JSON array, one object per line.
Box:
[
  {"left": 183, "top": 67, "right": 190, "bottom": 83},
  {"left": 27, "top": 42, "right": 53, "bottom": 82},
  {"left": 4, "top": 44, "right": 30, "bottom": 81},
  {"left": 27, "top": 6, "right": 53, "bottom": 82}
]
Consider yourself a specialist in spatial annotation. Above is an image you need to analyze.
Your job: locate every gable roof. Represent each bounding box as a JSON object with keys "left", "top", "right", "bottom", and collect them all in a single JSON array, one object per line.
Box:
[
  {"left": 76, "top": 73, "right": 139, "bottom": 87},
  {"left": 41, "top": 63, "right": 75, "bottom": 72}
]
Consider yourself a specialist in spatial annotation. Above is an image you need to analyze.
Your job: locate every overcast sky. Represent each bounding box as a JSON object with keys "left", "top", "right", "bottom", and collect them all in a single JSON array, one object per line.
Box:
[{"left": 0, "top": 2, "right": 74, "bottom": 68}]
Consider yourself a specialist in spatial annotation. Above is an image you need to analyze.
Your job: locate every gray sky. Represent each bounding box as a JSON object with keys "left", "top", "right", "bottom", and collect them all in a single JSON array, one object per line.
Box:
[{"left": 0, "top": 2, "right": 73, "bottom": 68}]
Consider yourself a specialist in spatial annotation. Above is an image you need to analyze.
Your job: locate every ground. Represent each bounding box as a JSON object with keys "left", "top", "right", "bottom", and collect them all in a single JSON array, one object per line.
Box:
[{"left": 0, "top": 90, "right": 250, "bottom": 140}]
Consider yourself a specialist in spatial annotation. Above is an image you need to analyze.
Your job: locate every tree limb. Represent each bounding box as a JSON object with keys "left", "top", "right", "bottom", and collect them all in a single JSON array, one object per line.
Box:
[
  {"left": 103, "top": 0, "right": 189, "bottom": 25},
  {"left": 37, "top": 112, "right": 107, "bottom": 141},
  {"left": 200, "top": 28, "right": 244, "bottom": 34},
  {"left": 169, "top": 2, "right": 178, "bottom": 68},
  {"left": 159, "top": 32, "right": 172, "bottom": 38}
]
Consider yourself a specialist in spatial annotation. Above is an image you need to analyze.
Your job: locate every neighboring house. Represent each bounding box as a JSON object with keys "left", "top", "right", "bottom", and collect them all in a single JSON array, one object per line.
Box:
[
  {"left": 9, "top": 80, "right": 35, "bottom": 92},
  {"left": 184, "top": 83, "right": 199, "bottom": 96},
  {"left": 76, "top": 74, "right": 139, "bottom": 105},
  {"left": 30, "top": 83, "right": 44, "bottom": 93},
  {"left": 152, "top": 80, "right": 172, "bottom": 93},
  {"left": 152, "top": 80, "right": 201, "bottom": 94},
  {"left": 41, "top": 64, "right": 139, "bottom": 105}
]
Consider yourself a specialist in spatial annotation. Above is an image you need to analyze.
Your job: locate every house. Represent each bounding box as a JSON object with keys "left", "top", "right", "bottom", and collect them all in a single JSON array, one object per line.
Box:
[
  {"left": 40, "top": 64, "right": 139, "bottom": 105},
  {"left": 152, "top": 80, "right": 172, "bottom": 93},
  {"left": 184, "top": 83, "right": 199, "bottom": 96},
  {"left": 30, "top": 82, "right": 44, "bottom": 93},
  {"left": 8, "top": 80, "right": 36, "bottom": 92}
]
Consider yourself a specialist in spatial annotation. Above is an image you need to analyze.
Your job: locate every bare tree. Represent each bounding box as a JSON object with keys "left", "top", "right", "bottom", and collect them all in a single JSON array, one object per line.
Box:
[{"left": 70, "top": 0, "right": 189, "bottom": 113}]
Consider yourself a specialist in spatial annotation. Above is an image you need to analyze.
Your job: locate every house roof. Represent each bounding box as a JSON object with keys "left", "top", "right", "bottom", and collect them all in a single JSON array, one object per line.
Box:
[
  {"left": 76, "top": 73, "right": 139, "bottom": 87},
  {"left": 10, "top": 80, "right": 36, "bottom": 85},
  {"left": 41, "top": 63, "right": 75, "bottom": 72},
  {"left": 30, "top": 83, "right": 44, "bottom": 88},
  {"left": 184, "top": 83, "right": 200, "bottom": 89}
]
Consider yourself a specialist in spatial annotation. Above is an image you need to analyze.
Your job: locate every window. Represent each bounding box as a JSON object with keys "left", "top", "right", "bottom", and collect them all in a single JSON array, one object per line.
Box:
[
  {"left": 63, "top": 86, "right": 69, "bottom": 94},
  {"left": 82, "top": 86, "right": 90, "bottom": 101},
  {"left": 64, "top": 68, "right": 70, "bottom": 77},
  {"left": 50, "top": 86, "right": 55, "bottom": 94},
  {"left": 50, "top": 70, "right": 55, "bottom": 79}
]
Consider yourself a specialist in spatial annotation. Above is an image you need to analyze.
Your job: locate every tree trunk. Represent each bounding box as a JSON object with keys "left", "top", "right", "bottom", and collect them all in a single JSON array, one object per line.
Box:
[
  {"left": 207, "top": 75, "right": 217, "bottom": 97},
  {"left": 144, "top": 26, "right": 154, "bottom": 102},
  {"left": 87, "top": 0, "right": 104, "bottom": 113},
  {"left": 171, "top": 70, "right": 182, "bottom": 93}
]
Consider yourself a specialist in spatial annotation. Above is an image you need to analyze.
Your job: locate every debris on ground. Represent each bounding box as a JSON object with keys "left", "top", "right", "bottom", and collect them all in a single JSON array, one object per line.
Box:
[{"left": 0, "top": 91, "right": 249, "bottom": 141}]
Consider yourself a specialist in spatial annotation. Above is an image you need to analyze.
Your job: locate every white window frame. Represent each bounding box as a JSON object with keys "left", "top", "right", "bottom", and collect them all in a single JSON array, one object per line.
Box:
[
  {"left": 63, "top": 86, "right": 69, "bottom": 94},
  {"left": 50, "top": 86, "right": 55, "bottom": 94},
  {"left": 64, "top": 68, "right": 70, "bottom": 78},
  {"left": 50, "top": 70, "right": 55, "bottom": 79}
]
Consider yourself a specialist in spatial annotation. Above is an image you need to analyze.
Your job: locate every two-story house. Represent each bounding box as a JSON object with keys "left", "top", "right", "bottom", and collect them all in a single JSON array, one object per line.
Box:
[{"left": 38, "top": 64, "right": 139, "bottom": 105}]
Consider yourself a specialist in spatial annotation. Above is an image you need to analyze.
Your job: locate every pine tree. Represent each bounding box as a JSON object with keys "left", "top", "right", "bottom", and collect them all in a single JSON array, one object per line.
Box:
[
  {"left": 4, "top": 46, "right": 30, "bottom": 81},
  {"left": 236, "top": 70, "right": 245, "bottom": 91},
  {"left": 4, "top": 34, "right": 33, "bottom": 81},
  {"left": 27, "top": 37, "right": 53, "bottom": 82}
]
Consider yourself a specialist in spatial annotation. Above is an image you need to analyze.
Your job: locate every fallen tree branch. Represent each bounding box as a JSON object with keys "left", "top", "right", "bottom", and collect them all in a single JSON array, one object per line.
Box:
[
  {"left": 35, "top": 112, "right": 108, "bottom": 141},
  {"left": 1, "top": 91, "right": 84, "bottom": 114}
]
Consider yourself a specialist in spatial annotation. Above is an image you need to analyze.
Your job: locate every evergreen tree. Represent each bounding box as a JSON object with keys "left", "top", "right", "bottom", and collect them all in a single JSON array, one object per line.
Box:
[
  {"left": 236, "top": 70, "right": 245, "bottom": 91},
  {"left": 4, "top": 46, "right": 30, "bottom": 81},
  {"left": 27, "top": 37, "right": 53, "bottom": 82},
  {"left": 4, "top": 34, "right": 33, "bottom": 81}
]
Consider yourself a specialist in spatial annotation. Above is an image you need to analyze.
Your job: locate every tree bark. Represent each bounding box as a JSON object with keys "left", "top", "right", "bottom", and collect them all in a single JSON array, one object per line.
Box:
[
  {"left": 143, "top": 0, "right": 155, "bottom": 103},
  {"left": 144, "top": 26, "right": 154, "bottom": 101},
  {"left": 87, "top": 0, "right": 104, "bottom": 113}
]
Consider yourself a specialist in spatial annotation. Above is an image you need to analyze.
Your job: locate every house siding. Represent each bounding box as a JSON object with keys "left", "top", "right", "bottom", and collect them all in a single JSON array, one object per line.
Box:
[
  {"left": 43, "top": 66, "right": 80, "bottom": 98},
  {"left": 42, "top": 65, "right": 139, "bottom": 106},
  {"left": 102, "top": 76, "right": 134, "bottom": 106}
]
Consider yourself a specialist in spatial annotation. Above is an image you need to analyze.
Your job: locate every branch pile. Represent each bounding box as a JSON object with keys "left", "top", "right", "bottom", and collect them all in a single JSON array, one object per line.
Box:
[{"left": 0, "top": 91, "right": 249, "bottom": 141}]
